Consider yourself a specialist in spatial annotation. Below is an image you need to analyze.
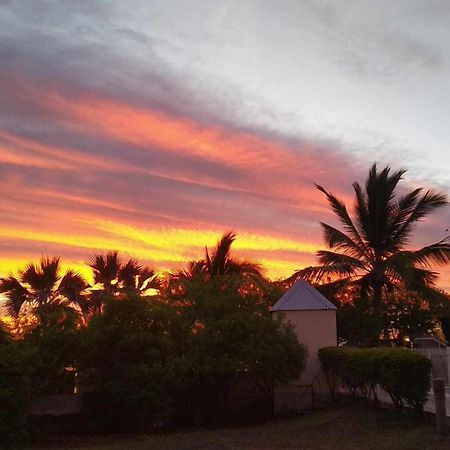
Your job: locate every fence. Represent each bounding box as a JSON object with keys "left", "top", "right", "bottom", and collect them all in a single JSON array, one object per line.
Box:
[{"left": 415, "top": 347, "right": 450, "bottom": 387}]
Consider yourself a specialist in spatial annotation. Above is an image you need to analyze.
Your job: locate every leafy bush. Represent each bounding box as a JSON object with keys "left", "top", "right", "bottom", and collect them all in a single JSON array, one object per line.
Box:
[
  {"left": 77, "top": 295, "right": 177, "bottom": 432},
  {"left": 78, "top": 279, "right": 308, "bottom": 431},
  {"left": 0, "top": 332, "right": 32, "bottom": 447},
  {"left": 164, "top": 276, "right": 307, "bottom": 423},
  {"left": 319, "top": 347, "right": 431, "bottom": 415},
  {"left": 337, "top": 298, "right": 384, "bottom": 346},
  {"left": 376, "top": 348, "right": 431, "bottom": 414},
  {"left": 24, "top": 315, "right": 80, "bottom": 395}
]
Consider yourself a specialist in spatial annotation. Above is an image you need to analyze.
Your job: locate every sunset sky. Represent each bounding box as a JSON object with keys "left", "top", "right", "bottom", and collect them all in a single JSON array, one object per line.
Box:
[{"left": 2, "top": 1, "right": 450, "bottom": 291}]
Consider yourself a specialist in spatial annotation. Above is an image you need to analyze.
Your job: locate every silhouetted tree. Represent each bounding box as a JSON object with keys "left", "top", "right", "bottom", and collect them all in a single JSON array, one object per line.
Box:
[
  {"left": 0, "top": 257, "right": 87, "bottom": 323},
  {"left": 292, "top": 164, "right": 450, "bottom": 311},
  {"left": 173, "top": 231, "right": 262, "bottom": 282},
  {"left": 87, "top": 251, "right": 159, "bottom": 312}
]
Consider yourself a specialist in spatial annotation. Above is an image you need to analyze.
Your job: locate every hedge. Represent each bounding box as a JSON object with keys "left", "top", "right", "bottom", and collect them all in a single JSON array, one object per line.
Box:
[{"left": 318, "top": 347, "right": 431, "bottom": 415}]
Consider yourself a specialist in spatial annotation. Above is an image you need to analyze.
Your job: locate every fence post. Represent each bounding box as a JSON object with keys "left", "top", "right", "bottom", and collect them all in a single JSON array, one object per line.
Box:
[{"left": 433, "top": 378, "right": 447, "bottom": 435}]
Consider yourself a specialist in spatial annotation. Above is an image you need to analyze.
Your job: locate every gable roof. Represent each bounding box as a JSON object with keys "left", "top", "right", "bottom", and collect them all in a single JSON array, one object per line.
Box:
[{"left": 270, "top": 279, "right": 337, "bottom": 312}]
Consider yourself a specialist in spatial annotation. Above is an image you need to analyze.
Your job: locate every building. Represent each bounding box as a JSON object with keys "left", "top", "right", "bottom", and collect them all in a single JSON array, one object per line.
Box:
[{"left": 271, "top": 279, "right": 337, "bottom": 412}]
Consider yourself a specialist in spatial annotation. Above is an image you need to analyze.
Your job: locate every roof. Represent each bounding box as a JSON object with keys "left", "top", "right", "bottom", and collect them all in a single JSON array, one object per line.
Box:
[{"left": 270, "top": 279, "right": 337, "bottom": 312}]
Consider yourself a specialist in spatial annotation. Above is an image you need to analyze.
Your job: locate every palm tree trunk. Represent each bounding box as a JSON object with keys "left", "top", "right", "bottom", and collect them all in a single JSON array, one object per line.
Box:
[{"left": 373, "top": 281, "right": 382, "bottom": 313}]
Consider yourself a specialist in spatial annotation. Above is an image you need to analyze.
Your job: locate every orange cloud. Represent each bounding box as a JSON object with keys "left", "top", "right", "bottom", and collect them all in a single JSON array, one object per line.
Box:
[{"left": 11, "top": 79, "right": 342, "bottom": 204}]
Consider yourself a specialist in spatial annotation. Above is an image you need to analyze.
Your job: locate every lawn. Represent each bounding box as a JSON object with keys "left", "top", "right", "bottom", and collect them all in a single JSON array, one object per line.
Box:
[{"left": 36, "top": 405, "right": 450, "bottom": 450}]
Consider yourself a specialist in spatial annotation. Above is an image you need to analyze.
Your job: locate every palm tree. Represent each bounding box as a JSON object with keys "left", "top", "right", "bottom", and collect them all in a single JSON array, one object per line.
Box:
[
  {"left": 0, "top": 257, "right": 88, "bottom": 322},
  {"left": 174, "top": 231, "right": 262, "bottom": 281},
  {"left": 118, "top": 258, "right": 160, "bottom": 294},
  {"left": 87, "top": 251, "right": 160, "bottom": 312},
  {"left": 88, "top": 251, "right": 121, "bottom": 295},
  {"left": 291, "top": 164, "right": 450, "bottom": 311}
]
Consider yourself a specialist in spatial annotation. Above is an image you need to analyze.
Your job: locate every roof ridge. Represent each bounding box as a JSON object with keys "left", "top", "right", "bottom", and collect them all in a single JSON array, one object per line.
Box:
[{"left": 270, "top": 279, "right": 336, "bottom": 311}]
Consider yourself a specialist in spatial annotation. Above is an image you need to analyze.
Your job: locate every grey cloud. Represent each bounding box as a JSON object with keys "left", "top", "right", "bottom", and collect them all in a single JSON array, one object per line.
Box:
[
  {"left": 302, "top": 0, "right": 444, "bottom": 79},
  {"left": 335, "top": 30, "right": 442, "bottom": 78},
  {"left": 0, "top": 1, "right": 254, "bottom": 130}
]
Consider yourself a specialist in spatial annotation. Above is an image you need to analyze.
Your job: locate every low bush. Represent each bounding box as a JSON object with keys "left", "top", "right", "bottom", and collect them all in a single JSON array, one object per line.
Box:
[
  {"left": 318, "top": 347, "right": 431, "bottom": 415},
  {"left": 376, "top": 348, "right": 431, "bottom": 415}
]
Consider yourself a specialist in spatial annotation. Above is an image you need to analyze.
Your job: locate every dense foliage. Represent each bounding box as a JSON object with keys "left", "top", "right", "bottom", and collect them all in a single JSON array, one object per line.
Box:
[
  {"left": 0, "top": 331, "right": 32, "bottom": 447},
  {"left": 24, "top": 313, "right": 81, "bottom": 396},
  {"left": 78, "top": 278, "right": 307, "bottom": 430},
  {"left": 163, "top": 276, "right": 307, "bottom": 423},
  {"left": 334, "top": 288, "right": 441, "bottom": 346},
  {"left": 318, "top": 346, "right": 431, "bottom": 415},
  {"left": 78, "top": 295, "right": 178, "bottom": 431}
]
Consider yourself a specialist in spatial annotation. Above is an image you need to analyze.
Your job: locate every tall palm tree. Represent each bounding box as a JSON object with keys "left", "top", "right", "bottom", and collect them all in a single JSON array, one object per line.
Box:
[
  {"left": 291, "top": 164, "right": 450, "bottom": 310},
  {"left": 0, "top": 257, "right": 88, "bottom": 321},
  {"left": 174, "top": 231, "right": 262, "bottom": 281}
]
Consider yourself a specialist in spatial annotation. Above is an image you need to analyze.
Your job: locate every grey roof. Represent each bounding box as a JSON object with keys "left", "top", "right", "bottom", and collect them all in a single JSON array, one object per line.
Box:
[{"left": 270, "top": 279, "right": 337, "bottom": 312}]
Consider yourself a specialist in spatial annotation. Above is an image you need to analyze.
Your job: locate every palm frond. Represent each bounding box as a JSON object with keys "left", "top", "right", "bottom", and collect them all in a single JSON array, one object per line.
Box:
[
  {"left": 290, "top": 263, "right": 358, "bottom": 285},
  {"left": 317, "top": 250, "right": 367, "bottom": 270},
  {"left": 0, "top": 275, "right": 29, "bottom": 317},
  {"left": 321, "top": 223, "right": 366, "bottom": 258},
  {"left": 409, "top": 240, "right": 450, "bottom": 267},
  {"left": 225, "top": 258, "right": 263, "bottom": 278},
  {"left": 362, "top": 164, "right": 405, "bottom": 251},
  {"left": 384, "top": 252, "right": 438, "bottom": 288},
  {"left": 138, "top": 266, "right": 160, "bottom": 291},
  {"left": 394, "top": 190, "right": 447, "bottom": 243},
  {"left": 172, "top": 260, "right": 206, "bottom": 281},
  {"left": 58, "top": 269, "right": 88, "bottom": 306},
  {"left": 315, "top": 184, "right": 367, "bottom": 252},
  {"left": 387, "top": 188, "right": 422, "bottom": 248},
  {"left": 118, "top": 258, "right": 142, "bottom": 288},
  {"left": 366, "top": 165, "right": 405, "bottom": 215},
  {"left": 19, "top": 256, "right": 61, "bottom": 293},
  {"left": 87, "top": 251, "right": 121, "bottom": 285},
  {"left": 209, "top": 231, "right": 236, "bottom": 276},
  {"left": 352, "top": 181, "right": 370, "bottom": 244},
  {"left": 205, "top": 246, "right": 213, "bottom": 275}
]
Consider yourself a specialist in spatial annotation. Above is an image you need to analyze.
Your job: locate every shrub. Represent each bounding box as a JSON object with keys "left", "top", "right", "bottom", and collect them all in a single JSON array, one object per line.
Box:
[
  {"left": 376, "top": 348, "right": 431, "bottom": 415},
  {"left": 77, "top": 295, "right": 176, "bottom": 432},
  {"left": 318, "top": 347, "right": 431, "bottom": 415},
  {"left": 24, "top": 317, "right": 81, "bottom": 395},
  {"left": 0, "top": 333, "right": 32, "bottom": 447},
  {"left": 164, "top": 276, "right": 308, "bottom": 423}
]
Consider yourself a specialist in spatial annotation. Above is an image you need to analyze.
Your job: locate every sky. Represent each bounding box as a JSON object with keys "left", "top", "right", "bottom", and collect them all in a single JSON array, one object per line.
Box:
[{"left": 2, "top": 0, "right": 450, "bottom": 290}]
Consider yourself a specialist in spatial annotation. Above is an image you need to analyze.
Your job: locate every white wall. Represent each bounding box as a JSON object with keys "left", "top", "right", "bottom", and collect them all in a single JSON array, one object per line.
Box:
[{"left": 273, "top": 309, "right": 337, "bottom": 386}]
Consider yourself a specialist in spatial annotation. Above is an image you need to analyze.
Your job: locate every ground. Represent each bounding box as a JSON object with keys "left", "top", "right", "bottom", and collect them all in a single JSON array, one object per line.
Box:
[{"left": 37, "top": 405, "right": 450, "bottom": 450}]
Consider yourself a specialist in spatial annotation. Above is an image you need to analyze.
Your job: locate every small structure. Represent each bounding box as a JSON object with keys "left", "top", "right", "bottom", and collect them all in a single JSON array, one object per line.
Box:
[{"left": 271, "top": 279, "right": 337, "bottom": 412}]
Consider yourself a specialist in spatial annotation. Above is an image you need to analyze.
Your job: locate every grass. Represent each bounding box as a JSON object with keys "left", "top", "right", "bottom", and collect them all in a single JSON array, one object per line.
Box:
[{"left": 36, "top": 405, "right": 450, "bottom": 450}]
